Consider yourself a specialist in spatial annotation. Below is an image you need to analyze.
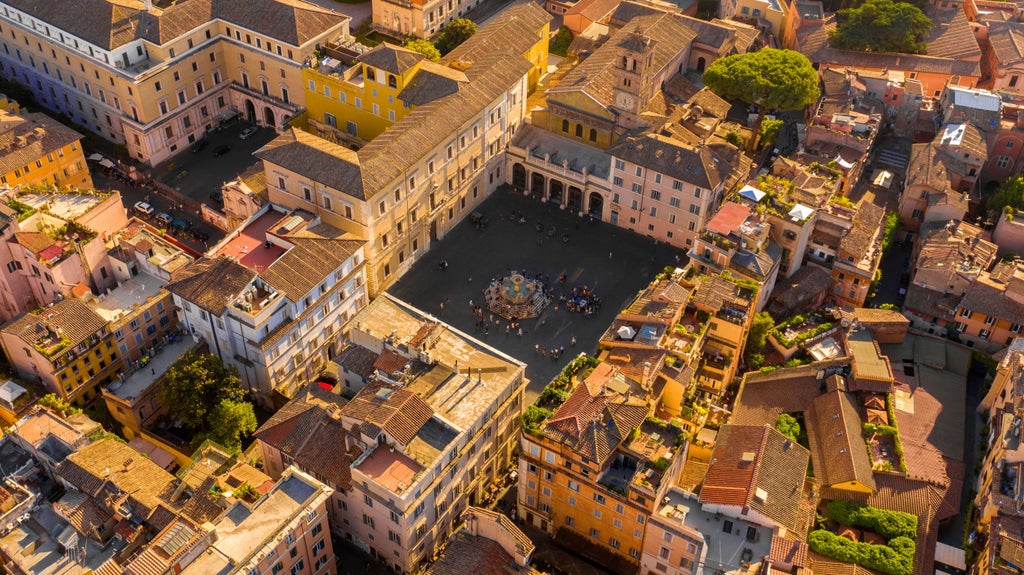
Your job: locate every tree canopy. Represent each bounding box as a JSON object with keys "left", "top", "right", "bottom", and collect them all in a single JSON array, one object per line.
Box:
[
  {"left": 775, "top": 413, "right": 801, "bottom": 442},
  {"left": 990, "top": 175, "right": 1024, "bottom": 215},
  {"left": 435, "top": 18, "right": 477, "bottom": 55},
  {"left": 160, "top": 351, "right": 245, "bottom": 428},
  {"left": 549, "top": 26, "right": 573, "bottom": 57},
  {"left": 403, "top": 38, "right": 440, "bottom": 62},
  {"left": 744, "top": 311, "right": 775, "bottom": 360},
  {"left": 829, "top": 0, "right": 933, "bottom": 54},
  {"left": 207, "top": 399, "right": 258, "bottom": 451},
  {"left": 703, "top": 49, "right": 820, "bottom": 114}
]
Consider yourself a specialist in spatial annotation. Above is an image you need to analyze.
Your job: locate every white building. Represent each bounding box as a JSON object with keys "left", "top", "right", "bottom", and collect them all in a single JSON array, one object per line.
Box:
[{"left": 167, "top": 205, "right": 366, "bottom": 407}]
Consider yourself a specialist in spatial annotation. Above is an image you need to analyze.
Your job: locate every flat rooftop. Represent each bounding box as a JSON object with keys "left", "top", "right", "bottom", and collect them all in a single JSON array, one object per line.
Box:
[
  {"left": 848, "top": 329, "right": 892, "bottom": 382},
  {"left": 350, "top": 294, "right": 526, "bottom": 431},
  {"left": 117, "top": 223, "right": 194, "bottom": 276},
  {"left": 104, "top": 339, "right": 197, "bottom": 402},
  {"left": 512, "top": 124, "right": 611, "bottom": 180},
  {"left": 18, "top": 192, "right": 106, "bottom": 221},
  {"left": 658, "top": 489, "right": 773, "bottom": 572},
  {"left": 0, "top": 505, "right": 118, "bottom": 575},
  {"left": 180, "top": 473, "right": 322, "bottom": 575},
  {"left": 211, "top": 210, "right": 286, "bottom": 272},
  {"left": 86, "top": 272, "right": 165, "bottom": 321},
  {"left": 356, "top": 445, "right": 423, "bottom": 493}
]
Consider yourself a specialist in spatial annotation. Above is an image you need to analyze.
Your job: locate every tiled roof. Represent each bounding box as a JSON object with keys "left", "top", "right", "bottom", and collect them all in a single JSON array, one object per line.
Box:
[
  {"left": 357, "top": 43, "right": 425, "bottom": 75},
  {"left": 549, "top": 13, "right": 696, "bottom": 112},
  {"left": 924, "top": 8, "right": 982, "bottom": 60},
  {"left": 807, "top": 390, "right": 875, "bottom": 491},
  {"left": 56, "top": 439, "right": 183, "bottom": 523},
  {"left": 988, "top": 21, "right": 1024, "bottom": 66},
  {"left": 53, "top": 490, "right": 113, "bottom": 537},
  {"left": 690, "top": 274, "right": 751, "bottom": 312},
  {"left": 164, "top": 255, "right": 254, "bottom": 315},
  {"left": 962, "top": 276, "right": 1024, "bottom": 323},
  {"left": 602, "top": 346, "right": 667, "bottom": 387},
  {"left": 254, "top": 383, "right": 355, "bottom": 489},
  {"left": 1, "top": 0, "right": 347, "bottom": 51},
  {"left": 2, "top": 298, "right": 107, "bottom": 351},
  {"left": 396, "top": 62, "right": 468, "bottom": 106},
  {"left": 934, "top": 122, "right": 988, "bottom": 165},
  {"left": 334, "top": 344, "right": 379, "bottom": 379},
  {"left": 804, "top": 15, "right": 982, "bottom": 77},
  {"left": 374, "top": 349, "right": 409, "bottom": 376},
  {"left": 608, "top": 133, "right": 722, "bottom": 189},
  {"left": 769, "top": 536, "right": 808, "bottom": 568},
  {"left": 838, "top": 201, "right": 883, "bottom": 261},
  {"left": 608, "top": 0, "right": 665, "bottom": 27},
  {"left": 902, "top": 283, "right": 959, "bottom": 321},
  {"left": 425, "top": 530, "right": 515, "bottom": 575},
  {"left": 260, "top": 225, "right": 364, "bottom": 302},
  {"left": 254, "top": 128, "right": 364, "bottom": 199},
  {"left": 543, "top": 364, "right": 648, "bottom": 464},
  {"left": 13, "top": 231, "right": 55, "bottom": 256},
  {"left": 441, "top": 2, "right": 551, "bottom": 65},
  {"left": 357, "top": 51, "right": 532, "bottom": 197},
  {"left": 564, "top": 0, "right": 621, "bottom": 21},
  {"left": 342, "top": 380, "right": 434, "bottom": 446},
  {"left": 770, "top": 265, "right": 833, "bottom": 309},
  {"left": 698, "top": 424, "right": 810, "bottom": 534},
  {"left": 906, "top": 142, "right": 949, "bottom": 192},
  {"left": 0, "top": 111, "right": 84, "bottom": 178}
]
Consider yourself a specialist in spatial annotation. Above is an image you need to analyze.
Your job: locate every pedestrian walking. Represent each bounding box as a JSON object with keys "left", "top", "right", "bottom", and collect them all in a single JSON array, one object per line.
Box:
[
  {"left": 505, "top": 324, "right": 511, "bottom": 334},
  {"left": 518, "top": 327, "right": 523, "bottom": 337},
  {"left": 609, "top": 251, "right": 613, "bottom": 259},
  {"left": 535, "top": 344, "right": 540, "bottom": 353},
  {"left": 571, "top": 336, "right": 577, "bottom": 346}
]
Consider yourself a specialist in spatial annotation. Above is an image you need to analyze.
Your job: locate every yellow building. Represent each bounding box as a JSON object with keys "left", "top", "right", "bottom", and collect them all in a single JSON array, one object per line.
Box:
[
  {"left": 0, "top": 94, "right": 20, "bottom": 113},
  {"left": 303, "top": 43, "right": 423, "bottom": 145},
  {"left": 303, "top": 3, "right": 551, "bottom": 146},
  {"left": 518, "top": 361, "right": 686, "bottom": 569},
  {"left": 0, "top": 109, "right": 93, "bottom": 189},
  {"left": 0, "top": 298, "right": 121, "bottom": 406},
  {"left": 0, "top": 0, "right": 351, "bottom": 166}
]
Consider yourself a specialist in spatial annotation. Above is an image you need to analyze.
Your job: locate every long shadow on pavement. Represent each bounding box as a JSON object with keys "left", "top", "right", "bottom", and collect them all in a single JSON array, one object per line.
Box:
[{"left": 388, "top": 187, "right": 683, "bottom": 401}]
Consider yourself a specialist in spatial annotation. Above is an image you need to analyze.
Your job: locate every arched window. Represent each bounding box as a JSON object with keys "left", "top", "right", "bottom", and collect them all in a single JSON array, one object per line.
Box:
[
  {"left": 366, "top": 67, "right": 376, "bottom": 82},
  {"left": 388, "top": 74, "right": 397, "bottom": 88},
  {"left": 575, "top": 124, "right": 583, "bottom": 138},
  {"left": 589, "top": 128, "right": 597, "bottom": 142},
  {"left": 562, "top": 119, "right": 569, "bottom": 132}
]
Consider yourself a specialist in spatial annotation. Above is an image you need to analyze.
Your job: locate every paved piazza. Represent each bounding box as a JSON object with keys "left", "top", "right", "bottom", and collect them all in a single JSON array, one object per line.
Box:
[{"left": 388, "top": 187, "right": 683, "bottom": 400}]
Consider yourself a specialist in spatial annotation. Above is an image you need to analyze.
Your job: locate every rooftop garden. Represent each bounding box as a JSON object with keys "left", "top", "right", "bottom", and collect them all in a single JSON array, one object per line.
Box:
[
  {"left": 770, "top": 313, "right": 834, "bottom": 350},
  {"left": 863, "top": 393, "right": 907, "bottom": 473},
  {"left": 521, "top": 354, "right": 600, "bottom": 437},
  {"left": 810, "top": 500, "right": 917, "bottom": 575}
]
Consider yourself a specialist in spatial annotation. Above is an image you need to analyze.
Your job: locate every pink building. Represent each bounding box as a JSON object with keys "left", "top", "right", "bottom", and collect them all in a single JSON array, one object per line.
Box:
[{"left": 608, "top": 134, "right": 726, "bottom": 249}]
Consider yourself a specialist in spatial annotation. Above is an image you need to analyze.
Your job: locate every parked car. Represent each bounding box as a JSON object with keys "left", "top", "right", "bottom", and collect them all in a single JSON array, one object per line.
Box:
[
  {"left": 156, "top": 212, "right": 173, "bottom": 226},
  {"left": 171, "top": 219, "right": 191, "bottom": 233},
  {"left": 191, "top": 139, "right": 209, "bottom": 153},
  {"left": 212, "top": 144, "right": 232, "bottom": 157},
  {"left": 191, "top": 228, "right": 210, "bottom": 241},
  {"left": 239, "top": 126, "right": 258, "bottom": 140},
  {"left": 133, "top": 201, "right": 154, "bottom": 216}
]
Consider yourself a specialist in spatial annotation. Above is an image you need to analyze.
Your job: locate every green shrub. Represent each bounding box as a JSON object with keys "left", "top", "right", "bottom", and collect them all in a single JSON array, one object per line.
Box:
[
  {"left": 549, "top": 26, "right": 573, "bottom": 57},
  {"left": 725, "top": 131, "right": 745, "bottom": 148},
  {"left": 775, "top": 413, "right": 801, "bottom": 441},
  {"left": 653, "top": 457, "right": 671, "bottom": 472},
  {"left": 826, "top": 501, "right": 917, "bottom": 540},
  {"left": 808, "top": 530, "right": 914, "bottom": 575}
]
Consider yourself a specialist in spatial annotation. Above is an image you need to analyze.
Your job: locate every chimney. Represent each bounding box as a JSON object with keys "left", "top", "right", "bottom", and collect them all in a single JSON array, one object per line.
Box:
[{"left": 143, "top": 0, "right": 153, "bottom": 10}]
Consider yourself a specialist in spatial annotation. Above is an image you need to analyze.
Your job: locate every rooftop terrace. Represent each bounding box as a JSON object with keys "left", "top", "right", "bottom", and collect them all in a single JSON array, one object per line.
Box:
[
  {"left": 86, "top": 272, "right": 166, "bottom": 322},
  {"left": 356, "top": 444, "right": 424, "bottom": 494},
  {"left": 657, "top": 488, "right": 773, "bottom": 572},
  {"left": 104, "top": 339, "right": 197, "bottom": 403},
  {"left": 18, "top": 191, "right": 109, "bottom": 221},
  {"left": 211, "top": 210, "right": 287, "bottom": 273},
  {"left": 351, "top": 294, "right": 526, "bottom": 431}
]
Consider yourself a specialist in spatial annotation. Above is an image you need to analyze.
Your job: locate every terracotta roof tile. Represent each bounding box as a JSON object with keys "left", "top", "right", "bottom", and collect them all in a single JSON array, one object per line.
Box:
[
  {"left": 342, "top": 381, "right": 434, "bottom": 446},
  {"left": 165, "top": 255, "right": 255, "bottom": 315},
  {"left": 698, "top": 424, "right": 810, "bottom": 533},
  {"left": 0, "top": 111, "right": 84, "bottom": 178},
  {"left": 3, "top": 297, "right": 108, "bottom": 352},
  {"left": 807, "top": 391, "right": 875, "bottom": 491}
]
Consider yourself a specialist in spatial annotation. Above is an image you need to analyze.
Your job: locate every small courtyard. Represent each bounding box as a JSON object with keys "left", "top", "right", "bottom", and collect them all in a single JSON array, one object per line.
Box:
[{"left": 387, "top": 186, "right": 682, "bottom": 400}]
